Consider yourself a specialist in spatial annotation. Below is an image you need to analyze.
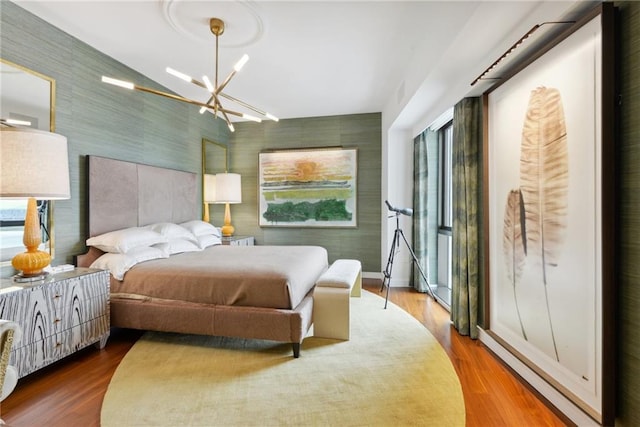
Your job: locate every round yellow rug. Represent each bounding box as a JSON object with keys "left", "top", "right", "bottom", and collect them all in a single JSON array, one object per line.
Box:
[{"left": 101, "top": 290, "right": 465, "bottom": 426}]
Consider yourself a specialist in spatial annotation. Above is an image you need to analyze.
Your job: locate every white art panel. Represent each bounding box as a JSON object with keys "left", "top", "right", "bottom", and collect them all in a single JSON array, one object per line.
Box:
[{"left": 484, "top": 6, "right": 614, "bottom": 423}]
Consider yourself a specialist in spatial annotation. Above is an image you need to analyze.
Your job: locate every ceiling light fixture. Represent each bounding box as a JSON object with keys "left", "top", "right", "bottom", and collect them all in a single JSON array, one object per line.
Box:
[{"left": 101, "top": 17, "right": 278, "bottom": 132}]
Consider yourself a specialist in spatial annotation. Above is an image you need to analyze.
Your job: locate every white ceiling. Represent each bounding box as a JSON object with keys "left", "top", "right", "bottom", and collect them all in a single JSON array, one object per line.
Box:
[{"left": 13, "top": 0, "right": 597, "bottom": 130}]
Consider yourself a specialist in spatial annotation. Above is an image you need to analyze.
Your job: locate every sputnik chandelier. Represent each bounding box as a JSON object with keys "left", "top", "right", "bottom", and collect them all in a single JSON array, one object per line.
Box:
[{"left": 101, "top": 18, "right": 278, "bottom": 132}]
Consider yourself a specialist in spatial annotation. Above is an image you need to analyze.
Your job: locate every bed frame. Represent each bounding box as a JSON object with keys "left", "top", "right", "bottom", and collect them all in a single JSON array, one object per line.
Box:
[{"left": 76, "top": 156, "right": 314, "bottom": 357}]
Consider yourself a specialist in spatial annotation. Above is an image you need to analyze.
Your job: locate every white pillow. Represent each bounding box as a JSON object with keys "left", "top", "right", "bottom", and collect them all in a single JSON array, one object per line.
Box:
[
  {"left": 197, "top": 234, "right": 222, "bottom": 249},
  {"left": 179, "top": 220, "right": 221, "bottom": 237},
  {"left": 145, "top": 222, "right": 197, "bottom": 242},
  {"left": 86, "top": 227, "right": 167, "bottom": 254},
  {"left": 90, "top": 246, "right": 167, "bottom": 280},
  {"left": 152, "top": 242, "right": 171, "bottom": 257},
  {"left": 166, "top": 238, "right": 202, "bottom": 255}
]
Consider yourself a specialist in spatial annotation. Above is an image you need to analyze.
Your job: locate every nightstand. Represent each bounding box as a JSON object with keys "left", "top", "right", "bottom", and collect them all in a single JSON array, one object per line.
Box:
[
  {"left": 221, "top": 236, "right": 255, "bottom": 246},
  {"left": 0, "top": 267, "right": 110, "bottom": 378}
]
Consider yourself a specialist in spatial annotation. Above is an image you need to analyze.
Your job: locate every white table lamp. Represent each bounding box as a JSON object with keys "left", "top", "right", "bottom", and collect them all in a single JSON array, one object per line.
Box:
[
  {"left": 214, "top": 173, "right": 241, "bottom": 237},
  {"left": 0, "top": 127, "right": 70, "bottom": 279},
  {"left": 203, "top": 173, "right": 216, "bottom": 223}
]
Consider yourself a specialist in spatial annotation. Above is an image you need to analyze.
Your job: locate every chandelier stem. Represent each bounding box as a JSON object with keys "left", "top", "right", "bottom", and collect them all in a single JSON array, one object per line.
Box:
[
  {"left": 220, "top": 93, "right": 269, "bottom": 117},
  {"left": 215, "top": 33, "right": 219, "bottom": 89}
]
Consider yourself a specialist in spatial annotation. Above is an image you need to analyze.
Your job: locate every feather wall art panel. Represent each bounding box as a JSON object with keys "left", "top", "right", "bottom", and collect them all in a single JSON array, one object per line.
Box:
[
  {"left": 484, "top": 4, "right": 616, "bottom": 423},
  {"left": 515, "top": 86, "right": 569, "bottom": 361}
]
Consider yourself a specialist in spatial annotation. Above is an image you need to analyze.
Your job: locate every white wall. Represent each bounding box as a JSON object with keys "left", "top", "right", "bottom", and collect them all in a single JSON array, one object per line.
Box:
[{"left": 382, "top": 127, "right": 415, "bottom": 286}]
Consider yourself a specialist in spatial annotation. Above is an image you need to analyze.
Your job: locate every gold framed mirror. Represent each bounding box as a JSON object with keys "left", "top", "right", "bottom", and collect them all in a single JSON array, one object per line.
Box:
[
  {"left": 0, "top": 58, "right": 56, "bottom": 266},
  {"left": 201, "top": 138, "right": 228, "bottom": 223}
]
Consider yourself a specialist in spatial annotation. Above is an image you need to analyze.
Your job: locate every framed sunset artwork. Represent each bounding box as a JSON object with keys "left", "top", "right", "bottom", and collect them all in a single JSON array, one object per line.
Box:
[{"left": 258, "top": 147, "right": 357, "bottom": 228}]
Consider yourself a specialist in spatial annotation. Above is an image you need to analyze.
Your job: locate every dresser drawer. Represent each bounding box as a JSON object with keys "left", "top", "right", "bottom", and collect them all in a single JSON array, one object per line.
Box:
[
  {"left": 10, "top": 315, "right": 110, "bottom": 378},
  {"left": 60, "top": 315, "right": 110, "bottom": 355},
  {"left": 10, "top": 334, "right": 60, "bottom": 378},
  {"left": 0, "top": 286, "right": 108, "bottom": 341},
  {"left": 59, "top": 293, "right": 109, "bottom": 331}
]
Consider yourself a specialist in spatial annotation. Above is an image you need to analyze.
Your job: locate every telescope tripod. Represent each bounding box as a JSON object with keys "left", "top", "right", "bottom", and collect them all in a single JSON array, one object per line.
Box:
[{"left": 380, "top": 212, "right": 435, "bottom": 308}]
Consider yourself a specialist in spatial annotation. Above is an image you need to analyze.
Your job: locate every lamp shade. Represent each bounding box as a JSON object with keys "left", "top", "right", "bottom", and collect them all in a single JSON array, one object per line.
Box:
[
  {"left": 214, "top": 173, "right": 241, "bottom": 204},
  {"left": 204, "top": 174, "right": 217, "bottom": 203},
  {"left": 1, "top": 127, "right": 70, "bottom": 200}
]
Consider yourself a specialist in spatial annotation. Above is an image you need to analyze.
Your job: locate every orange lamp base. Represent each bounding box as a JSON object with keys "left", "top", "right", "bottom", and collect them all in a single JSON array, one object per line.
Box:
[
  {"left": 11, "top": 197, "right": 50, "bottom": 277},
  {"left": 11, "top": 250, "right": 51, "bottom": 277},
  {"left": 203, "top": 202, "right": 211, "bottom": 223},
  {"left": 221, "top": 203, "right": 235, "bottom": 237}
]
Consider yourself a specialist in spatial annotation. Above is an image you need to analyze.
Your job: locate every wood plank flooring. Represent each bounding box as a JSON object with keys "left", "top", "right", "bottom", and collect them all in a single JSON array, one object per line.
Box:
[{"left": 0, "top": 282, "right": 569, "bottom": 426}]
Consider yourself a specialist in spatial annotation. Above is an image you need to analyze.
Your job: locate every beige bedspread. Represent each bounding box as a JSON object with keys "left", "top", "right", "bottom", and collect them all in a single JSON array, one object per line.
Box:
[{"left": 111, "top": 245, "right": 328, "bottom": 309}]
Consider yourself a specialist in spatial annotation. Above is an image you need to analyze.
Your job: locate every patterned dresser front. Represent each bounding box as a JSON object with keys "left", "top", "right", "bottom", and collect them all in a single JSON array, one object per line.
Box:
[{"left": 0, "top": 268, "right": 110, "bottom": 378}]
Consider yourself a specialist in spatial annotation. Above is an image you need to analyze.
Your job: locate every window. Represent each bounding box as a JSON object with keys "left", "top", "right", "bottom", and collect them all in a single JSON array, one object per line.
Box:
[
  {"left": 0, "top": 200, "right": 50, "bottom": 262},
  {"left": 0, "top": 200, "right": 27, "bottom": 227},
  {"left": 438, "top": 121, "right": 453, "bottom": 230},
  {"left": 413, "top": 108, "right": 453, "bottom": 308}
]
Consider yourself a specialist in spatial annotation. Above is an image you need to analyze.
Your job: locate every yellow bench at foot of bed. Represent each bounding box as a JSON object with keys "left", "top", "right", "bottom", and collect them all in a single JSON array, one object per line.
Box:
[{"left": 313, "top": 259, "right": 362, "bottom": 340}]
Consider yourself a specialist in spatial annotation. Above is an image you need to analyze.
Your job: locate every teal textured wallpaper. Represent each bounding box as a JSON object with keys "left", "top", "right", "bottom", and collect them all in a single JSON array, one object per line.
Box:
[
  {"left": 229, "top": 114, "right": 382, "bottom": 272},
  {"left": 617, "top": 2, "right": 640, "bottom": 425}
]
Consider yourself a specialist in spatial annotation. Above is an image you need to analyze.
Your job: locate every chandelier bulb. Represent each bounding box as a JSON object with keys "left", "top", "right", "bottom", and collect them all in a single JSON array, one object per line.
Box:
[
  {"left": 166, "top": 67, "right": 192, "bottom": 83},
  {"left": 1, "top": 118, "right": 32, "bottom": 126},
  {"left": 102, "top": 76, "right": 134, "bottom": 90},
  {"left": 203, "top": 75, "right": 214, "bottom": 92},
  {"left": 242, "top": 113, "right": 262, "bottom": 123},
  {"left": 234, "top": 54, "right": 250, "bottom": 72}
]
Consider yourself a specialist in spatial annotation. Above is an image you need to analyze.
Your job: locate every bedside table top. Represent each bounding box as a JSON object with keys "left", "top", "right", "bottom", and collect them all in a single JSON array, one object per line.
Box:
[
  {"left": 0, "top": 267, "right": 106, "bottom": 294},
  {"left": 221, "top": 235, "right": 251, "bottom": 241}
]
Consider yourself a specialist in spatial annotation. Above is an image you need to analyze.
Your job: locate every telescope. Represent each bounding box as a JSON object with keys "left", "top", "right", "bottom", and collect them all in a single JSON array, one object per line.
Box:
[
  {"left": 380, "top": 200, "right": 434, "bottom": 308},
  {"left": 385, "top": 200, "right": 413, "bottom": 217}
]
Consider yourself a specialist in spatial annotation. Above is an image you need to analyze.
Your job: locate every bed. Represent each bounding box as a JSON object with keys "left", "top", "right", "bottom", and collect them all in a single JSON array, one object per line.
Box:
[{"left": 76, "top": 156, "right": 328, "bottom": 357}]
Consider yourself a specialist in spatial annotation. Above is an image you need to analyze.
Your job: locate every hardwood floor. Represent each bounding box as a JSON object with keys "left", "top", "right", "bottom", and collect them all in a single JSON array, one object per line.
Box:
[
  {"left": 375, "top": 283, "right": 570, "bottom": 427},
  {"left": 1, "top": 282, "right": 569, "bottom": 426}
]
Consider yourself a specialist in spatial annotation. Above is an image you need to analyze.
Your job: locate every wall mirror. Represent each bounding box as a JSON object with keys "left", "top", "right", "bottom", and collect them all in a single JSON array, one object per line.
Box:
[
  {"left": 0, "top": 58, "right": 56, "bottom": 266},
  {"left": 201, "top": 138, "right": 228, "bottom": 223}
]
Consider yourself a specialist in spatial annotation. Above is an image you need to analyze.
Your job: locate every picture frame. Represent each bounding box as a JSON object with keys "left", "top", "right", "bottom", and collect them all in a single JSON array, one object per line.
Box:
[
  {"left": 258, "top": 147, "right": 358, "bottom": 228},
  {"left": 482, "top": 3, "right": 615, "bottom": 425}
]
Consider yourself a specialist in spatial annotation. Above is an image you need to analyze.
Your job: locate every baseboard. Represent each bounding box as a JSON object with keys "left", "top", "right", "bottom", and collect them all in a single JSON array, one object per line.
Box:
[
  {"left": 362, "top": 271, "right": 383, "bottom": 280},
  {"left": 362, "top": 271, "right": 410, "bottom": 287}
]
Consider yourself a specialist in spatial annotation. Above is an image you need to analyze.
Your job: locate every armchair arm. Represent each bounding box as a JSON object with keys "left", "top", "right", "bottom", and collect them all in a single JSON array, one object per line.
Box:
[{"left": 0, "top": 320, "right": 21, "bottom": 403}]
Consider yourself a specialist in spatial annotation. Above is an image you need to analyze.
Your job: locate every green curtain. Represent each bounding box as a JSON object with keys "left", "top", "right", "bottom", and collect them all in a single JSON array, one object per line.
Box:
[
  {"left": 412, "top": 130, "right": 438, "bottom": 292},
  {"left": 451, "top": 97, "right": 481, "bottom": 339}
]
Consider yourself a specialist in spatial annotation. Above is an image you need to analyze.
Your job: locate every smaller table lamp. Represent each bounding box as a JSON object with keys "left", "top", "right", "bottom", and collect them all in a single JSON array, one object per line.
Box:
[
  {"left": 214, "top": 173, "right": 241, "bottom": 237},
  {"left": 203, "top": 173, "right": 216, "bottom": 223},
  {"left": 0, "top": 127, "right": 70, "bottom": 280}
]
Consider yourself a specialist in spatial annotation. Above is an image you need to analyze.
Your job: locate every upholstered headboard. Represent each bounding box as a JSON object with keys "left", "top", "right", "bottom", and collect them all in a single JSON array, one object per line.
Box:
[{"left": 87, "top": 156, "right": 198, "bottom": 237}]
